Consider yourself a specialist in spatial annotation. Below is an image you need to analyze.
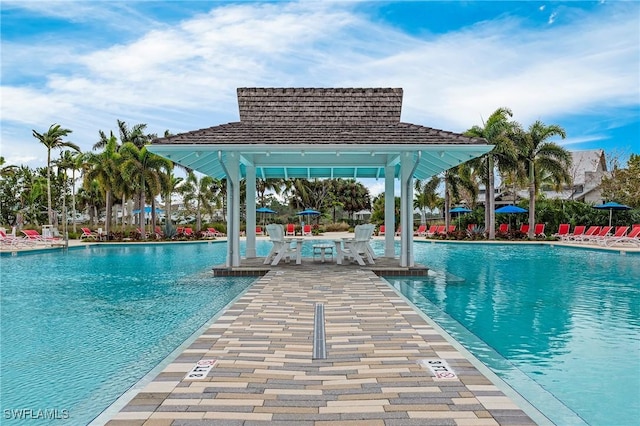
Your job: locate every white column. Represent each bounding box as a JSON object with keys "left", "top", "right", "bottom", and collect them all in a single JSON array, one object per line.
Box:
[
  {"left": 400, "top": 154, "right": 414, "bottom": 267},
  {"left": 245, "top": 166, "right": 257, "bottom": 258},
  {"left": 226, "top": 154, "right": 241, "bottom": 267},
  {"left": 384, "top": 165, "right": 395, "bottom": 258}
]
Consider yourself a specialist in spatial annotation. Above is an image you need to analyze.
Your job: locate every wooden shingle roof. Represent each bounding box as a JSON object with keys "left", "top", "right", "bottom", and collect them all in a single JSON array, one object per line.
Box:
[
  {"left": 149, "top": 87, "right": 493, "bottom": 180},
  {"left": 237, "top": 87, "right": 403, "bottom": 125}
]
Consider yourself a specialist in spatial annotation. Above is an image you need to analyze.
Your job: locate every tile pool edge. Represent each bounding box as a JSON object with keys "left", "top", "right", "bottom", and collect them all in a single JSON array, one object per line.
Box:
[
  {"left": 88, "top": 274, "right": 259, "bottom": 426},
  {"left": 381, "top": 276, "right": 559, "bottom": 426}
]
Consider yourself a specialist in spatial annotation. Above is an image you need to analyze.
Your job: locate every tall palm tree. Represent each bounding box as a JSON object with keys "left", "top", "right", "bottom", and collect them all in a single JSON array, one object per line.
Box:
[
  {"left": 464, "top": 108, "right": 518, "bottom": 239},
  {"left": 513, "top": 121, "right": 571, "bottom": 238},
  {"left": 414, "top": 176, "right": 441, "bottom": 225},
  {"left": 180, "top": 172, "right": 217, "bottom": 231},
  {"left": 84, "top": 134, "right": 121, "bottom": 236},
  {"left": 119, "top": 142, "right": 172, "bottom": 238},
  {"left": 32, "top": 124, "right": 80, "bottom": 225}
]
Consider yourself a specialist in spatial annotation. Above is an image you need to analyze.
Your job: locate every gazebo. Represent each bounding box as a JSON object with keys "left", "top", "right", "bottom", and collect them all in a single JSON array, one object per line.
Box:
[{"left": 148, "top": 88, "right": 492, "bottom": 267}]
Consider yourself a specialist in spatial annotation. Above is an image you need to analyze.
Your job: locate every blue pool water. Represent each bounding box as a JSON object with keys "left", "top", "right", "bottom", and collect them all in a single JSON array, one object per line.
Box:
[
  {"left": 386, "top": 242, "right": 640, "bottom": 426},
  {"left": 2, "top": 240, "right": 638, "bottom": 425},
  {"left": 0, "top": 243, "right": 254, "bottom": 425}
]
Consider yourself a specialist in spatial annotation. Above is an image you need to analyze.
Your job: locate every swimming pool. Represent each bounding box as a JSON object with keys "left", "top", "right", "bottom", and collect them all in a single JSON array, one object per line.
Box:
[
  {"left": 386, "top": 241, "right": 640, "bottom": 426},
  {"left": 2, "top": 240, "right": 638, "bottom": 425},
  {"left": 0, "top": 243, "right": 255, "bottom": 425}
]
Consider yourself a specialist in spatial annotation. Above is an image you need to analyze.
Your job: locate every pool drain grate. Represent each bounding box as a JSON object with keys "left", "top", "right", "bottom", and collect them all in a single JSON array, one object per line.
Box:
[{"left": 313, "top": 302, "right": 327, "bottom": 360}]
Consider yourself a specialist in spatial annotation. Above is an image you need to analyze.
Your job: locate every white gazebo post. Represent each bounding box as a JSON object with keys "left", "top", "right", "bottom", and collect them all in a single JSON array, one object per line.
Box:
[
  {"left": 384, "top": 164, "right": 395, "bottom": 258},
  {"left": 245, "top": 164, "right": 257, "bottom": 258},
  {"left": 224, "top": 153, "right": 241, "bottom": 267},
  {"left": 400, "top": 152, "right": 416, "bottom": 267}
]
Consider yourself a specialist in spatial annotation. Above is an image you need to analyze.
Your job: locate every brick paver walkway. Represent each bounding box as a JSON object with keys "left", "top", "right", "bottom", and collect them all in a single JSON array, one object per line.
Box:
[{"left": 106, "top": 268, "right": 537, "bottom": 425}]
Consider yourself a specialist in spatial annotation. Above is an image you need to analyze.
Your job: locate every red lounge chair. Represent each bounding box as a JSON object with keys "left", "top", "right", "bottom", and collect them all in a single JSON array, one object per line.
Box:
[
  {"left": 447, "top": 225, "right": 456, "bottom": 233},
  {"left": 22, "top": 229, "right": 59, "bottom": 245},
  {"left": 203, "top": 227, "right": 224, "bottom": 238},
  {"left": 285, "top": 223, "right": 295, "bottom": 236},
  {"left": 425, "top": 225, "right": 438, "bottom": 236},
  {"left": 302, "top": 224, "right": 312, "bottom": 236},
  {"left": 605, "top": 226, "right": 640, "bottom": 247},
  {"left": 553, "top": 224, "right": 570, "bottom": 238},
  {"left": 498, "top": 224, "right": 509, "bottom": 233},
  {"left": 573, "top": 226, "right": 602, "bottom": 242},
  {"left": 414, "top": 225, "right": 427, "bottom": 236},
  {"left": 534, "top": 224, "right": 546, "bottom": 237},
  {"left": 378, "top": 225, "right": 385, "bottom": 236},
  {"left": 467, "top": 224, "right": 477, "bottom": 231},
  {"left": 563, "top": 225, "right": 585, "bottom": 241},
  {"left": 183, "top": 227, "right": 194, "bottom": 238},
  {"left": 436, "top": 225, "right": 446, "bottom": 235},
  {"left": 80, "top": 227, "right": 98, "bottom": 240},
  {"left": 256, "top": 226, "right": 264, "bottom": 236},
  {"left": 0, "top": 229, "right": 30, "bottom": 247},
  {"left": 519, "top": 224, "right": 529, "bottom": 234}
]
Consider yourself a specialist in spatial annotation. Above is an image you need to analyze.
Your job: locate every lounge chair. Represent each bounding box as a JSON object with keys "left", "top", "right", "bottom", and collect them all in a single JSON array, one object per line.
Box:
[
  {"left": 378, "top": 225, "right": 385, "bottom": 236},
  {"left": 425, "top": 224, "right": 438, "bottom": 237},
  {"left": 336, "top": 224, "right": 375, "bottom": 266},
  {"left": 256, "top": 226, "right": 264, "bottom": 236},
  {"left": 534, "top": 224, "right": 546, "bottom": 237},
  {"left": 285, "top": 223, "right": 295, "bottom": 236},
  {"left": 263, "top": 224, "right": 294, "bottom": 265},
  {"left": 467, "top": 224, "right": 477, "bottom": 232},
  {"left": 498, "top": 223, "right": 509, "bottom": 233},
  {"left": 414, "top": 224, "right": 427, "bottom": 236},
  {"left": 302, "top": 224, "right": 312, "bottom": 236},
  {"left": 435, "top": 225, "right": 446, "bottom": 235},
  {"left": 553, "top": 224, "right": 570, "bottom": 238},
  {"left": 203, "top": 227, "right": 225, "bottom": 238},
  {"left": 605, "top": 226, "right": 640, "bottom": 247},
  {"left": 562, "top": 225, "right": 585, "bottom": 241},
  {"left": 0, "top": 229, "right": 30, "bottom": 248},
  {"left": 573, "top": 226, "right": 606, "bottom": 243},
  {"left": 183, "top": 227, "right": 194, "bottom": 238},
  {"left": 154, "top": 226, "right": 164, "bottom": 239},
  {"left": 447, "top": 225, "right": 456, "bottom": 233},
  {"left": 519, "top": 224, "right": 529, "bottom": 234},
  {"left": 80, "top": 227, "right": 98, "bottom": 240},
  {"left": 598, "top": 226, "right": 629, "bottom": 245},
  {"left": 22, "top": 229, "right": 59, "bottom": 245}
]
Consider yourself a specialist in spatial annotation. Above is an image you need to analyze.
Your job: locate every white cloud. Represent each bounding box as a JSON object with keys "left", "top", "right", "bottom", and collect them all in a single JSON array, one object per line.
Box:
[{"left": 1, "top": 1, "right": 638, "bottom": 169}]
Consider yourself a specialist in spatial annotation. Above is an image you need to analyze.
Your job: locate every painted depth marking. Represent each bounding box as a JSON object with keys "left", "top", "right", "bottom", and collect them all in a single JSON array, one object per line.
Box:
[
  {"left": 184, "top": 359, "right": 217, "bottom": 380},
  {"left": 419, "top": 358, "right": 458, "bottom": 380}
]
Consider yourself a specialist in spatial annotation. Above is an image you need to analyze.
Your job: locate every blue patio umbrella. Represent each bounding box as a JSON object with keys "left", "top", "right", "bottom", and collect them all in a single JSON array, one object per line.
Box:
[
  {"left": 256, "top": 207, "right": 276, "bottom": 226},
  {"left": 495, "top": 205, "right": 527, "bottom": 229},
  {"left": 495, "top": 205, "right": 527, "bottom": 214},
  {"left": 450, "top": 207, "right": 472, "bottom": 228},
  {"left": 593, "top": 201, "right": 631, "bottom": 226},
  {"left": 296, "top": 209, "right": 320, "bottom": 216},
  {"left": 132, "top": 206, "right": 164, "bottom": 215}
]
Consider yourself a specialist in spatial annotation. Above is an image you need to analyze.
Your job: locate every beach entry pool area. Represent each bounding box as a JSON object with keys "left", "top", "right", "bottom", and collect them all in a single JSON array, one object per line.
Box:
[
  {"left": 0, "top": 243, "right": 255, "bottom": 425},
  {"left": 387, "top": 242, "right": 640, "bottom": 426}
]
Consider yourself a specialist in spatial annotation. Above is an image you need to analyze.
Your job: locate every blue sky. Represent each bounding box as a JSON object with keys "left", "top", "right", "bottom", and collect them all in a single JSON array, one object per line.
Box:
[{"left": 2, "top": 0, "right": 639, "bottom": 189}]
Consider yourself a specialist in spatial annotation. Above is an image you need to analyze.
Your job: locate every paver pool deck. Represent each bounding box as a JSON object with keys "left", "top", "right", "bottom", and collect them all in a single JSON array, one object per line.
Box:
[{"left": 105, "top": 262, "right": 538, "bottom": 426}]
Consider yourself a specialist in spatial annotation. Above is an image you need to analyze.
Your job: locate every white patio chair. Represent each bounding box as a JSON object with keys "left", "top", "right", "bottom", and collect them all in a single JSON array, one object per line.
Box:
[
  {"left": 337, "top": 224, "right": 375, "bottom": 266},
  {"left": 263, "top": 224, "right": 294, "bottom": 265}
]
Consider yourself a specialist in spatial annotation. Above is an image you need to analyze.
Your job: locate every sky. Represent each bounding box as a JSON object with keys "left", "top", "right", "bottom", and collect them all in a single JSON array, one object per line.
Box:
[{"left": 1, "top": 0, "right": 639, "bottom": 196}]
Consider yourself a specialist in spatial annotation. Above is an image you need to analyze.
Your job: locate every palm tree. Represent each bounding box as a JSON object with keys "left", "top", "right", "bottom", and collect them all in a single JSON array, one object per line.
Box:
[
  {"left": 513, "top": 121, "right": 571, "bottom": 238},
  {"left": 32, "top": 124, "right": 80, "bottom": 225},
  {"left": 414, "top": 176, "right": 441, "bottom": 225},
  {"left": 464, "top": 108, "right": 518, "bottom": 239},
  {"left": 119, "top": 142, "right": 172, "bottom": 238},
  {"left": 180, "top": 172, "right": 217, "bottom": 231},
  {"left": 84, "top": 134, "right": 121, "bottom": 236}
]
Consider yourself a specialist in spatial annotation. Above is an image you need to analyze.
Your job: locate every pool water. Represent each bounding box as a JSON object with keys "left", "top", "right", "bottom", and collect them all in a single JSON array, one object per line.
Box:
[
  {"left": 386, "top": 242, "right": 640, "bottom": 426},
  {"left": 0, "top": 243, "right": 254, "bottom": 425}
]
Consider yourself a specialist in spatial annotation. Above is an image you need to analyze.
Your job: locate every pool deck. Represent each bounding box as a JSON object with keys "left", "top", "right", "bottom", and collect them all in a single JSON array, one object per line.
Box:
[{"left": 102, "top": 262, "right": 540, "bottom": 426}]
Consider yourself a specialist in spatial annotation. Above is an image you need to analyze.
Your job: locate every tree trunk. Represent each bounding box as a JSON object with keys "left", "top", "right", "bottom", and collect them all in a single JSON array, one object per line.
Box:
[
  {"left": 487, "top": 156, "right": 496, "bottom": 240},
  {"left": 105, "top": 190, "right": 112, "bottom": 236},
  {"left": 528, "top": 160, "right": 535, "bottom": 239},
  {"left": 47, "top": 149, "right": 53, "bottom": 225},
  {"left": 139, "top": 182, "right": 146, "bottom": 239},
  {"left": 444, "top": 182, "right": 450, "bottom": 231}
]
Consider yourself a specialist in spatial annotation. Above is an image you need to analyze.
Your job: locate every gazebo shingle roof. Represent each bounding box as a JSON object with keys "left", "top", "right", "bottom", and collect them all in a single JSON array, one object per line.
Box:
[
  {"left": 237, "top": 87, "right": 403, "bottom": 125},
  {"left": 149, "top": 87, "right": 492, "bottom": 180}
]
